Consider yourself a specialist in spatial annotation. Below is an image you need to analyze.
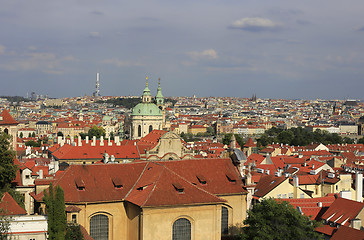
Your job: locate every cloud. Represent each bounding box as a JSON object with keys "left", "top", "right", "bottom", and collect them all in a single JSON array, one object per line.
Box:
[
  {"left": 89, "top": 32, "right": 101, "bottom": 38},
  {"left": 357, "top": 26, "right": 364, "bottom": 32},
  {"left": 1, "top": 51, "right": 76, "bottom": 74},
  {"left": 100, "top": 58, "right": 143, "bottom": 67},
  {"left": 0, "top": 45, "right": 5, "bottom": 54},
  {"left": 230, "top": 17, "right": 280, "bottom": 32},
  {"left": 91, "top": 10, "right": 104, "bottom": 15},
  {"left": 187, "top": 49, "right": 218, "bottom": 61}
]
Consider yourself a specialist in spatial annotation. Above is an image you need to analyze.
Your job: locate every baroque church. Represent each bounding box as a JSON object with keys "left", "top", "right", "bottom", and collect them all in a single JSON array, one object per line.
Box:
[{"left": 130, "top": 78, "right": 165, "bottom": 140}]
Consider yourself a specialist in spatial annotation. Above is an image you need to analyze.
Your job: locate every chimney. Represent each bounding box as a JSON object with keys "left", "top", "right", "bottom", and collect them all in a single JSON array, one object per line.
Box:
[
  {"left": 317, "top": 202, "right": 322, "bottom": 208},
  {"left": 293, "top": 175, "right": 299, "bottom": 187},
  {"left": 115, "top": 136, "right": 120, "bottom": 146},
  {"left": 356, "top": 172, "right": 363, "bottom": 202},
  {"left": 78, "top": 136, "right": 82, "bottom": 147},
  {"left": 351, "top": 219, "right": 362, "bottom": 230},
  {"left": 91, "top": 136, "right": 96, "bottom": 146},
  {"left": 86, "top": 136, "right": 89, "bottom": 144},
  {"left": 100, "top": 136, "right": 104, "bottom": 146},
  {"left": 60, "top": 137, "right": 64, "bottom": 147},
  {"left": 70, "top": 136, "right": 74, "bottom": 144},
  {"left": 57, "top": 136, "right": 62, "bottom": 144},
  {"left": 108, "top": 137, "right": 112, "bottom": 146},
  {"left": 38, "top": 169, "right": 43, "bottom": 179}
]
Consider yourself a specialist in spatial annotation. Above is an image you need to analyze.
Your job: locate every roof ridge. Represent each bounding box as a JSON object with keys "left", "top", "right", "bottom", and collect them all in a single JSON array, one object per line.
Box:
[
  {"left": 141, "top": 165, "right": 165, "bottom": 206},
  {"left": 124, "top": 162, "right": 150, "bottom": 199}
]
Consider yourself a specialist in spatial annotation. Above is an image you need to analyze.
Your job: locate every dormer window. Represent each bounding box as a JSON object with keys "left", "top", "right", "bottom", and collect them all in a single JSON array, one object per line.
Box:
[
  {"left": 173, "top": 183, "right": 184, "bottom": 193},
  {"left": 196, "top": 175, "right": 207, "bottom": 185},
  {"left": 112, "top": 177, "right": 123, "bottom": 189},
  {"left": 226, "top": 173, "right": 236, "bottom": 183},
  {"left": 75, "top": 178, "right": 85, "bottom": 191}
]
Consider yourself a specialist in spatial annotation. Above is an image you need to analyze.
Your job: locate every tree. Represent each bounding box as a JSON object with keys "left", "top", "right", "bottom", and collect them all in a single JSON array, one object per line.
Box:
[
  {"left": 65, "top": 223, "right": 84, "bottom": 240},
  {"left": 44, "top": 183, "right": 66, "bottom": 240},
  {"left": 88, "top": 125, "right": 105, "bottom": 139},
  {"left": 0, "top": 130, "right": 17, "bottom": 190},
  {"left": 358, "top": 137, "right": 364, "bottom": 144},
  {"left": 0, "top": 210, "right": 11, "bottom": 240},
  {"left": 31, "top": 132, "right": 35, "bottom": 137},
  {"left": 19, "top": 132, "right": 23, "bottom": 138},
  {"left": 242, "top": 198, "right": 321, "bottom": 240}
]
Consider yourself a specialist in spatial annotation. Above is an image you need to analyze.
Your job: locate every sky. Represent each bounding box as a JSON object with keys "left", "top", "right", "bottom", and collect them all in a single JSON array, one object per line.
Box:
[{"left": 1, "top": 0, "right": 364, "bottom": 100}]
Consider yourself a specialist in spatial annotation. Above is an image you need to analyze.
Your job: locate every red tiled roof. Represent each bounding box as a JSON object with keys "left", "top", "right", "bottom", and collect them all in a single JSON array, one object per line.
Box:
[
  {"left": 315, "top": 224, "right": 336, "bottom": 236},
  {"left": 33, "top": 158, "right": 245, "bottom": 207},
  {"left": 0, "top": 192, "right": 26, "bottom": 215},
  {"left": 321, "top": 197, "right": 364, "bottom": 226},
  {"left": 331, "top": 225, "right": 364, "bottom": 240},
  {"left": 52, "top": 141, "right": 140, "bottom": 160},
  {"left": 244, "top": 138, "right": 256, "bottom": 147},
  {"left": 0, "top": 109, "right": 18, "bottom": 125},
  {"left": 253, "top": 175, "right": 287, "bottom": 198}
]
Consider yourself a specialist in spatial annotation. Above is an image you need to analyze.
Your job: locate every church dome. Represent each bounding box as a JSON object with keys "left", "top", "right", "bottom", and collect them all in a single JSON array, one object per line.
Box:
[{"left": 131, "top": 102, "right": 162, "bottom": 116}]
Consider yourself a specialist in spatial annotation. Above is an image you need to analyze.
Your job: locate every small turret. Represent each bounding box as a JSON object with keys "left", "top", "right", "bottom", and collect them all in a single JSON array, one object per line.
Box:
[
  {"left": 142, "top": 76, "right": 152, "bottom": 103},
  {"left": 155, "top": 78, "right": 164, "bottom": 106}
]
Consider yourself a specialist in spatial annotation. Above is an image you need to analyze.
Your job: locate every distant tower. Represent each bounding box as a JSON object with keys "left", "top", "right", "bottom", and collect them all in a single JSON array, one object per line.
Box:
[{"left": 93, "top": 72, "right": 100, "bottom": 97}]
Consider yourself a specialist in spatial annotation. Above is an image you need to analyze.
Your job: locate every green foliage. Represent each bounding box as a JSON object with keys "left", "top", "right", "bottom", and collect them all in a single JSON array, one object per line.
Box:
[
  {"left": 54, "top": 187, "right": 66, "bottom": 240},
  {"left": 257, "top": 127, "right": 352, "bottom": 147},
  {"left": 25, "top": 140, "right": 41, "bottom": 147},
  {"left": 6, "top": 188, "right": 25, "bottom": 210},
  {"left": 0, "top": 96, "right": 31, "bottom": 103},
  {"left": 88, "top": 125, "right": 105, "bottom": 139},
  {"left": 19, "top": 132, "right": 23, "bottom": 138},
  {"left": 358, "top": 137, "right": 364, "bottom": 144},
  {"left": 222, "top": 134, "right": 245, "bottom": 147},
  {"left": 0, "top": 131, "right": 17, "bottom": 190},
  {"left": 65, "top": 223, "right": 84, "bottom": 240},
  {"left": 57, "top": 132, "right": 64, "bottom": 137},
  {"left": 44, "top": 183, "right": 66, "bottom": 240},
  {"left": 242, "top": 198, "right": 321, "bottom": 240},
  {"left": 31, "top": 132, "right": 35, "bottom": 137},
  {"left": 97, "top": 97, "right": 141, "bottom": 109},
  {"left": 0, "top": 210, "right": 11, "bottom": 240}
]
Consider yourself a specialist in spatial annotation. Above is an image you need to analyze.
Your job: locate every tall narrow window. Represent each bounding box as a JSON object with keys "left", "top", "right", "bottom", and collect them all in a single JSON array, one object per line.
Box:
[
  {"left": 173, "top": 218, "right": 191, "bottom": 240},
  {"left": 221, "top": 207, "right": 229, "bottom": 235},
  {"left": 149, "top": 125, "right": 153, "bottom": 133},
  {"left": 90, "top": 214, "right": 109, "bottom": 240},
  {"left": 138, "top": 125, "right": 141, "bottom": 137}
]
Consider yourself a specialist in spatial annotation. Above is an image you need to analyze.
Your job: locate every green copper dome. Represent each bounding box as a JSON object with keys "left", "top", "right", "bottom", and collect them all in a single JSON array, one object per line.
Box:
[{"left": 131, "top": 103, "right": 162, "bottom": 116}]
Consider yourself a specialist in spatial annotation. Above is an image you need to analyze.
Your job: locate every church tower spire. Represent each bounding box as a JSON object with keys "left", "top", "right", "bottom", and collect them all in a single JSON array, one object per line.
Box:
[
  {"left": 142, "top": 76, "right": 152, "bottom": 103},
  {"left": 155, "top": 78, "right": 164, "bottom": 106}
]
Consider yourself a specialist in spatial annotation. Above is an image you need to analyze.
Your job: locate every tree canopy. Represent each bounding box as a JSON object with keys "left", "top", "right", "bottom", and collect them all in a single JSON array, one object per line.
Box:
[
  {"left": 257, "top": 127, "right": 352, "bottom": 147},
  {"left": 43, "top": 183, "right": 66, "bottom": 240},
  {"left": 242, "top": 198, "right": 321, "bottom": 240},
  {"left": 0, "top": 130, "right": 17, "bottom": 190},
  {"left": 87, "top": 125, "right": 106, "bottom": 139}
]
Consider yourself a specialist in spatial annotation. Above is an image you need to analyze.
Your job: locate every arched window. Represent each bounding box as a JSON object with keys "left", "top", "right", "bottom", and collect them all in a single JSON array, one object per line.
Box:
[
  {"left": 149, "top": 125, "right": 153, "bottom": 133},
  {"left": 221, "top": 206, "right": 229, "bottom": 235},
  {"left": 138, "top": 125, "right": 141, "bottom": 137},
  {"left": 90, "top": 214, "right": 109, "bottom": 240},
  {"left": 173, "top": 218, "right": 191, "bottom": 240},
  {"left": 4, "top": 128, "right": 8, "bottom": 135}
]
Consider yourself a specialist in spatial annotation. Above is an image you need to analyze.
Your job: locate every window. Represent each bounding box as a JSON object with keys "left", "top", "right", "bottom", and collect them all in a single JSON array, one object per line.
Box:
[
  {"left": 289, "top": 193, "right": 293, "bottom": 199},
  {"left": 90, "top": 214, "right": 109, "bottom": 240},
  {"left": 300, "top": 193, "right": 305, "bottom": 199},
  {"left": 138, "top": 125, "right": 141, "bottom": 137},
  {"left": 221, "top": 207, "right": 229, "bottom": 235},
  {"left": 277, "top": 194, "right": 281, "bottom": 198},
  {"left": 282, "top": 194, "right": 287, "bottom": 199},
  {"left": 72, "top": 214, "right": 77, "bottom": 223},
  {"left": 173, "top": 218, "right": 191, "bottom": 240},
  {"left": 149, "top": 125, "right": 153, "bottom": 133}
]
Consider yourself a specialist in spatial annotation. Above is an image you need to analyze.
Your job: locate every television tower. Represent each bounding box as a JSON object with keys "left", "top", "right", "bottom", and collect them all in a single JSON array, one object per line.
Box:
[{"left": 94, "top": 72, "right": 100, "bottom": 97}]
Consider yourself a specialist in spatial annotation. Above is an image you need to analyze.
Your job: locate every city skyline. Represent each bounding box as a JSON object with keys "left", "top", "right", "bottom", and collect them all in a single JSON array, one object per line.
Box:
[{"left": 1, "top": 1, "right": 364, "bottom": 100}]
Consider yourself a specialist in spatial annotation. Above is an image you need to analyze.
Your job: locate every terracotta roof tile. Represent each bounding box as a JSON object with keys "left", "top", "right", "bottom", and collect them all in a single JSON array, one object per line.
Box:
[{"left": 0, "top": 192, "right": 26, "bottom": 215}]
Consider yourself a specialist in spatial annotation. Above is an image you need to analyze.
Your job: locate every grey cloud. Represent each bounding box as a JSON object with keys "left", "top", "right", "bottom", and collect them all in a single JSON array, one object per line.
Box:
[{"left": 229, "top": 17, "right": 281, "bottom": 32}]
